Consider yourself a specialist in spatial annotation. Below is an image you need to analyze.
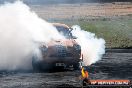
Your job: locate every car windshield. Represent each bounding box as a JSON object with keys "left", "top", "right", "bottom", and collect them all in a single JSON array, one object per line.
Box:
[{"left": 55, "top": 26, "right": 73, "bottom": 39}]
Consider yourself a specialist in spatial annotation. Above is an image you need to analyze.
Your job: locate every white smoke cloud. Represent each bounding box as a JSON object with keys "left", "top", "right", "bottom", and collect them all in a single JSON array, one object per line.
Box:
[
  {"left": 0, "top": 1, "right": 64, "bottom": 70},
  {"left": 0, "top": 1, "right": 105, "bottom": 71},
  {"left": 71, "top": 25, "right": 105, "bottom": 66}
]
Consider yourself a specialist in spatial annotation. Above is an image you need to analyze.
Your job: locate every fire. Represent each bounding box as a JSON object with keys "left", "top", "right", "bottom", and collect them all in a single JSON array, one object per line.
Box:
[
  {"left": 80, "top": 67, "right": 131, "bottom": 87},
  {"left": 81, "top": 67, "right": 89, "bottom": 79},
  {"left": 81, "top": 67, "right": 91, "bottom": 86}
]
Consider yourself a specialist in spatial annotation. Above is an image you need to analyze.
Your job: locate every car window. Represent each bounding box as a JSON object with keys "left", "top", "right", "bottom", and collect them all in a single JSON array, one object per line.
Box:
[{"left": 55, "top": 26, "right": 73, "bottom": 39}]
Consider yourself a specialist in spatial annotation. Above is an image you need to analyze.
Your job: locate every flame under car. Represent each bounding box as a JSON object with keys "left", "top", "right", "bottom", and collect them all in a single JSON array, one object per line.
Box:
[{"left": 32, "top": 23, "right": 82, "bottom": 71}]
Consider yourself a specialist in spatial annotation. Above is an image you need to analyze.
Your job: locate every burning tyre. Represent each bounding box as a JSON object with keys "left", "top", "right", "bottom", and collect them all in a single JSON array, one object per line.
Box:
[{"left": 32, "top": 23, "right": 82, "bottom": 71}]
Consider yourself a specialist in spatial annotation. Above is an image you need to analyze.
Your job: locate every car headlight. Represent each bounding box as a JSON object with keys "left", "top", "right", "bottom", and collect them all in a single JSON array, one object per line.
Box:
[{"left": 73, "top": 44, "right": 81, "bottom": 53}]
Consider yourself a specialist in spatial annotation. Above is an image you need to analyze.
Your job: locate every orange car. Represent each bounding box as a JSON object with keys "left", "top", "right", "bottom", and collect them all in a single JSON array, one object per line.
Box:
[{"left": 32, "top": 23, "right": 82, "bottom": 71}]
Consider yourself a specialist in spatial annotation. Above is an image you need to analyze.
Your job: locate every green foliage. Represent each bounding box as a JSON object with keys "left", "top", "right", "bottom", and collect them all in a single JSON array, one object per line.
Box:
[{"left": 78, "top": 19, "right": 132, "bottom": 48}]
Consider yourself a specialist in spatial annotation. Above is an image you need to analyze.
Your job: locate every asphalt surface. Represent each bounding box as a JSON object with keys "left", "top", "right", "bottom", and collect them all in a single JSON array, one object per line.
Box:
[{"left": 0, "top": 49, "right": 132, "bottom": 88}]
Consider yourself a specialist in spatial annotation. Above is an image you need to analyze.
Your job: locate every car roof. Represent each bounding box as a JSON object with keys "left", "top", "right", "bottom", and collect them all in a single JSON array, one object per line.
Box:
[{"left": 52, "top": 23, "right": 70, "bottom": 29}]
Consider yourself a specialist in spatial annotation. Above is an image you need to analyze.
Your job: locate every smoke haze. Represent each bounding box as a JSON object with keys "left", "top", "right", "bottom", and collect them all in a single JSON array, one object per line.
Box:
[
  {"left": 0, "top": 1, "right": 105, "bottom": 71},
  {"left": 72, "top": 25, "right": 105, "bottom": 65},
  {"left": 0, "top": 1, "right": 64, "bottom": 70}
]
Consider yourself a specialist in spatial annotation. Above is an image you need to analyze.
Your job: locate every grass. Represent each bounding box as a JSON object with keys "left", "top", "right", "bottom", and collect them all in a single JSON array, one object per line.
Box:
[
  {"left": 48, "top": 18, "right": 132, "bottom": 48},
  {"left": 78, "top": 19, "right": 132, "bottom": 48}
]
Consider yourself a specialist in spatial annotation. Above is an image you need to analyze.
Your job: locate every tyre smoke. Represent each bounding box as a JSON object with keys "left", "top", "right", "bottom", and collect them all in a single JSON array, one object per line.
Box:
[
  {"left": 71, "top": 25, "right": 105, "bottom": 66},
  {"left": 0, "top": 1, "right": 64, "bottom": 70},
  {"left": 0, "top": 1, "right": 105, "bottom": 71}
]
